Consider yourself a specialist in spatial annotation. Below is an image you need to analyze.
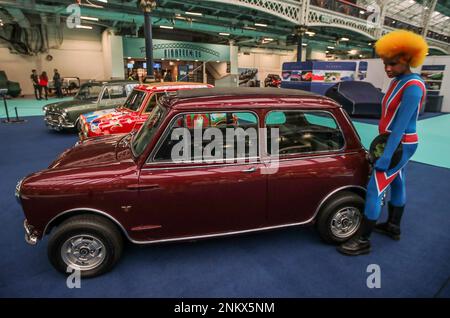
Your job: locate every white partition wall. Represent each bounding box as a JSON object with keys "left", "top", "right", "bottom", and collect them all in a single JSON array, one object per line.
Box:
[{"left": 342, "top": 57, "right": 450, "bottom": 113}]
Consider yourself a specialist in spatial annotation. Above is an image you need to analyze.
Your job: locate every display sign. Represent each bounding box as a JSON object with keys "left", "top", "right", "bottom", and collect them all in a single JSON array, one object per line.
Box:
[
  {"left": 281, "top": 61, "right": 357, "bottom": 95},
  {"left": 421, "top": 65, "right": 445, "bottom": 96},
  {"left": 123, "top": 38, "right": 231, "bottom": 62},
  {"left": 357, "top": 61, "right": 368, "bottom": 80}
]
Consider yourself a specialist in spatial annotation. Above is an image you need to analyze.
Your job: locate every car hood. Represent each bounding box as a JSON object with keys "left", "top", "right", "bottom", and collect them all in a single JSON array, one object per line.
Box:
[
  {"left": 45, "top": 99, "right": 94, "bottom": 112},
  {"left": 81, "top": 108, "right": 130, "bottom": 124},
  {"left": 81, "top": 108, "right": 122, "bottom": 124},
  {"left": 49, "top": 133, "right": 134, "bottom": 169}
]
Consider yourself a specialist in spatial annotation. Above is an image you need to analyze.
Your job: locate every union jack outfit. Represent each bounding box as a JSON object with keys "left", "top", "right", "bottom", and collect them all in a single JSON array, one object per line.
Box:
[{"left": 364, "top": 73, "right": 426, "bottom": 220}]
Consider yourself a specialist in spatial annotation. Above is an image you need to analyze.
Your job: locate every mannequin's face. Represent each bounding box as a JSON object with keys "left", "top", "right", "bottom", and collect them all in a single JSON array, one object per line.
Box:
[{"left": 383, "top": 55, "right": 410, "bottom": 78}]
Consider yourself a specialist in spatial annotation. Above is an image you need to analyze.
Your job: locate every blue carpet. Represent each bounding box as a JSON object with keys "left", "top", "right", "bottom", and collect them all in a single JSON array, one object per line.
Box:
[{"left": 0, "top": 116, "right": 449, "bottom": 297}]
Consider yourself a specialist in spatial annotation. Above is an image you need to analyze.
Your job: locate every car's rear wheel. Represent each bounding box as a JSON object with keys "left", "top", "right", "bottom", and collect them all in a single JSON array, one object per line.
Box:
[
  {"left": 48, "top": 215, "right": 123, "bottom": 278},
  {"left": 315, "top": 191, "right": 365, "bottom": 244}
]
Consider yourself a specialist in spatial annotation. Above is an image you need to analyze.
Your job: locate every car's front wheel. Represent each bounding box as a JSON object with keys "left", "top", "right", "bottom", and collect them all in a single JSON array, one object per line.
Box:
[
  {"left": 315, "top": 191, "right": 365, "bottom": 244},
  {"left": 48, "top": 215, "right": 123, "bottom": 278}
]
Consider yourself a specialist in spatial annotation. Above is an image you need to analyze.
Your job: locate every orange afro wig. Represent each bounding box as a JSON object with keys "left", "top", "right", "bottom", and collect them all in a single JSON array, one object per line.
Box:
[{"left": 375, "top": 30, "right": 429, "bottom": 68}]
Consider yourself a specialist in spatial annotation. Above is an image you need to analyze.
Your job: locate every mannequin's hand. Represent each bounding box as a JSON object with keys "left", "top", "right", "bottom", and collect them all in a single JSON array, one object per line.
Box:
[{"left": 374, "top": 156, "right": 391, "bottom": 171}]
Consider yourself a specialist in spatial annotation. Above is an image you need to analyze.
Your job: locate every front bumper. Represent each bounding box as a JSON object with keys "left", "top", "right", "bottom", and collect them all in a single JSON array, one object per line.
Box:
[
  {"left": 44, "top": 112, "right": 75, "bottom": 130},
  {"left": 24, "top": 219, "right": 38, "bottom": 246}
]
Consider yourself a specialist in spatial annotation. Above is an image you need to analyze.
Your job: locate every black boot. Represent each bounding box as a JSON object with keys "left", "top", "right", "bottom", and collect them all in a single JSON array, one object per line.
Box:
[
  {"left": 374, "top": 202, "right": 403, "bottom": 240},
  {"left": 337, "top": 216, "right": 376, "bottom": 256}
]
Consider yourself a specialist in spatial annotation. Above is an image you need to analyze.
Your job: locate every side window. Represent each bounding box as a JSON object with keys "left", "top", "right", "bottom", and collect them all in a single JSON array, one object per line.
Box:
[
  {"left": 153, "top": 112, "right": 258, "bottom": 163},
  {"left": 266, "top": 110, "right": 344, "bottom": 156},
  {"left": 125, "top": 84, "right": 138, "bottom": 96},
  {"left": 79, "top": 85, "right": 101, "bottom": 100},
  {"left": 123, "top": 90, "right": 146, "bottom": 111},
  {"left": 103, "top": 85, "right": 126, "bottom": 100},
  {"left": 144, "top": 93, "right": 163, "bottom": 113}
]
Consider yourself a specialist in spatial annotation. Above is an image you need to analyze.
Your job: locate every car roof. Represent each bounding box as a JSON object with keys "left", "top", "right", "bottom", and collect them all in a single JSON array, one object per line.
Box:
[
  {"left": 83, "top": 80, "right": 138, "bottom": 86},
  {"left": 166, "top": 87, "right": 340, "bottom": 110},
  {"left": 135, "top": 82, "right": 212, "bottom": 92},
  {"left": 102, "top": 80, "right": 139, "bottom": 85}
]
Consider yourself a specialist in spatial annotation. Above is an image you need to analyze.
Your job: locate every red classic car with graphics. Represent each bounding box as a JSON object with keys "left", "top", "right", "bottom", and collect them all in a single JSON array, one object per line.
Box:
[
  {"left": 79, "top": 82, "right": 213, "bottom": 139},
  {"left": 16, "top": 88, "right": 370, "bottom": 277}
]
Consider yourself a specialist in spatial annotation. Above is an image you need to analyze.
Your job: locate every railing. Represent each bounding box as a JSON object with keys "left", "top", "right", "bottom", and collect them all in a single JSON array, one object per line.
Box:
[
  {"left": 310, "top": 0, "right": 450, "bottom": 47},
  {"left": 310, "top": 0, "right": 370, "bottom": 20}
]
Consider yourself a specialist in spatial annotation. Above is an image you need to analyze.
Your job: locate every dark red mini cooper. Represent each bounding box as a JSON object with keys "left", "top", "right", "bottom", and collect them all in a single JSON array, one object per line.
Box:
[{"left": 16, "top": 88, "right": 370, "bottom": 277}]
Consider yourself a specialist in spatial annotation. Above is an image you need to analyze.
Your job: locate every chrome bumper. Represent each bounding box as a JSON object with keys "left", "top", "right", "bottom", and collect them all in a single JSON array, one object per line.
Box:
[
  {"left": 44, "top": 113, "right": 75, "bottom": 130},
  {"left": 24, "top": 220, "right": 38, "bottom": 246}
]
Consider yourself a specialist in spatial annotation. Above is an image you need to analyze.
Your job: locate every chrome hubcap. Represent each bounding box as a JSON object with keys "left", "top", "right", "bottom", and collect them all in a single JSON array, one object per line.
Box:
[
  {"left": 330, "top": 207, "right": 361, "bottom": 238},
  {"left": 61, "top": 235, "right": 106, "bottom": 271}
]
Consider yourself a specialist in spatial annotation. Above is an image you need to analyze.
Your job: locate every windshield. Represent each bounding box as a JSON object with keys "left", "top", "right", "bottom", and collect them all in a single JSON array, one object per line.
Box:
[
  {"left": 75, "top": 83, "right": 102, "bottom": 101},
  {"left": 122, "top": 90, "right": 147, "bottom": 111},
  {"left": 131, "top": 105, "right": 166, "bottom": 157}
]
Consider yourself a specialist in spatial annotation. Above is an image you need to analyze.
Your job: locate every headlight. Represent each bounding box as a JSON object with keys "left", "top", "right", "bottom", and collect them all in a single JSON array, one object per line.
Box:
[
  {"left": 62, "top": 110, "right": 68, "bottom": 118},
  {"left": 43, "top": 106, "right": 48, "bottom": 112},
  {"left": 15, "top": 178, "right": 24, "bottom": 203}
]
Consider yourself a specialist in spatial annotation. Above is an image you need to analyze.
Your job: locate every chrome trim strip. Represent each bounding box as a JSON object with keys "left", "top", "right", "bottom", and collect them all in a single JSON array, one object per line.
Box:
[
  {"left": 44, "top": 185, "right": 366, "bottom": 245},
  {"left": 264, "top": 151, "right": 360, "bottom": 164},
  {"left": 141, "top": 151, "right": 360, "bottom": 171}
]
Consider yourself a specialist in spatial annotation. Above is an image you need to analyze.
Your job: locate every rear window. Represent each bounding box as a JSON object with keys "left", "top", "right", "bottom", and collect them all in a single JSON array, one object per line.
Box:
[{"left": 266, "top": 110, "right": 345, "bottom": 156}]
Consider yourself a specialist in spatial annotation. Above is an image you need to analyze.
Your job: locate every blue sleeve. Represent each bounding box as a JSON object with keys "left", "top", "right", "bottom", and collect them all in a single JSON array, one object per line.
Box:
[{"left": 375, "top": 84, "right": 423, "bottom": 171}]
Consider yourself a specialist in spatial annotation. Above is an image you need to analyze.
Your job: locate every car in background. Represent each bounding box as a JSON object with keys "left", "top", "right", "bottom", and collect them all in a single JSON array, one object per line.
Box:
[
  {"left": 48, "top": 77, "right": 81, "bottom": 96},
  {"left": 79, "top": 82, "right": 213, "bottom": 139},
  {"left": 43, "top": 80, "right": 139, "bottom": 131},
  {"left": 264, "top": 74, "right": 282, "bottom": 88},
  {"left": 17, "top": 87, "right": 370, "bottom": 277},
  {"left": 325, "top": 81, "right": 384, "bottom": 118},
  {"left": 0, "top": 70, "right": 21, "bottom": 97}
]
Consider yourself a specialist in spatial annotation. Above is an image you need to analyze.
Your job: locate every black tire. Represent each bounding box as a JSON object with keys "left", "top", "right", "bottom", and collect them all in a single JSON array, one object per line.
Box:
[
  {"left": 48, "top": 214, "right": 123, "bottom": 278},
  {"left": 315, "top": 191, "right": 365, "bottom": 244},
  {"left": 74, "top": 118, "right": 82, "bottom": 133}
]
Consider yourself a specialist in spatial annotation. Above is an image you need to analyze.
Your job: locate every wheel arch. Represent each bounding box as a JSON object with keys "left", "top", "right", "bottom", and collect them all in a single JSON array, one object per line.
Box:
[
  {"left": 313, "top": 185, "right": 366, "bottom": 221},
  {"left": 44, "top": 208, "right": 131, "bottom": 241}
]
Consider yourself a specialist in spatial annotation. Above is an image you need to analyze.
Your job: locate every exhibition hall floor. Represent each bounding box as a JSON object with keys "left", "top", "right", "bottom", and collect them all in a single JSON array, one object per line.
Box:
[{"left": 0, "top": 98, "right": 449, "bottom": 297}]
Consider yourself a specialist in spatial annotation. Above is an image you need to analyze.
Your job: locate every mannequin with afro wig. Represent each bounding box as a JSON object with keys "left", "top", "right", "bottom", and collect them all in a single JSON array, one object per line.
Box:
[
  {"left": 337, "top": 30, "right": 428, "bottom": 256},
  {"left": 375, "top": 29, "right": 429, "bottom": 68}
]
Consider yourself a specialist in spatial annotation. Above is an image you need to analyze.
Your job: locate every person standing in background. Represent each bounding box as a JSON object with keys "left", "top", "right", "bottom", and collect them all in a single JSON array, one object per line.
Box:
[
  {"left": 39, "top": 71, "right": 49, "bottom": 100},
  {"left": 30, "top": 70, "right": 41, "bottom": 100},
  {"left": 53, "top": 69, "right": 63, "bottom": 98}
]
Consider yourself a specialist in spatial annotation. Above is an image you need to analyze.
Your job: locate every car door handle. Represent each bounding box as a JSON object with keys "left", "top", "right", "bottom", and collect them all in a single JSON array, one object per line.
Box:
[
  {"left": 127, "top": 184, "right": 160, "bottom": 191},
  {"left": 241, "top": 167, "right": 257, "bottom": 173}
]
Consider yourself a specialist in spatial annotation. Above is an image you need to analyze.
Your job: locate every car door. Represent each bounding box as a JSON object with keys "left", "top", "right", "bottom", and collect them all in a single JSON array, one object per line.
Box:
[
  {"left": 135, "top": 110, "right": 267, "bottom": 240},
  {"left": 264, "top": 109, "right": 349, "bottom": 225}
]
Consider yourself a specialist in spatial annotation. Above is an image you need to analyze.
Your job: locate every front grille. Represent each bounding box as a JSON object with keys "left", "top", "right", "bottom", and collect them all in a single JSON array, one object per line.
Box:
[{"left": 45, "top": 111, "right": 62, "bottom": 123}]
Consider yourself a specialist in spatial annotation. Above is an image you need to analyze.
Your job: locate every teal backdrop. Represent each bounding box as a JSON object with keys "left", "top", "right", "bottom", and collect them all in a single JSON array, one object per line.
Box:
[{"left": 123, "top": 38, "right": 231, "bottom": 62}]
